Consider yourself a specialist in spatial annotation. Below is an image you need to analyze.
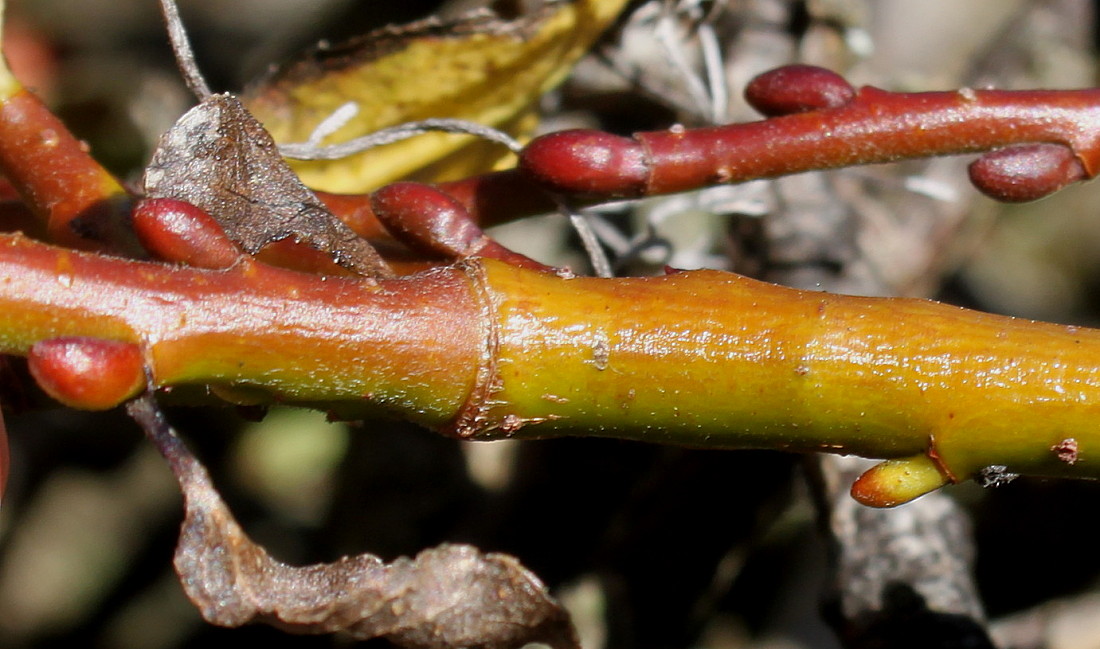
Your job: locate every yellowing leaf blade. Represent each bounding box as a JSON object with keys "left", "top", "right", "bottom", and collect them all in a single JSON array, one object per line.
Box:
[{"left": 243, "top": 0, "right": 629, "bottom": 192}]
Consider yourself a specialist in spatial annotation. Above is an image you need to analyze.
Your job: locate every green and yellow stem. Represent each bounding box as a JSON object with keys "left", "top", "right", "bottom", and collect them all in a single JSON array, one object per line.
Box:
[
  {"left": 0, "top": 233, "right": 482, "bottom": 426},
  {"left": 2, "top": 232, "right": 1100, "bottom": 505},
  {"left": 467, "top": 262, "right": 1100, "bottom": 485}
]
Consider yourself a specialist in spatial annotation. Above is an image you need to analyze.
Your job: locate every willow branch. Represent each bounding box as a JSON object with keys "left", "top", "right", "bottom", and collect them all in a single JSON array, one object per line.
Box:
[{"left": 1, "top": 233, "right": 1099, "bottom": 506}]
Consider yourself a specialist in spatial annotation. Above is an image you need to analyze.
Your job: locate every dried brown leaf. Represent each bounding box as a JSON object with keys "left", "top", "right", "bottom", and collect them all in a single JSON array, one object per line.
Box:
[
  {"left": 126, "top": 395, "right": 576, "bottom": 649},
  {"left": 143, "top": 94, "right": 391, "bottom": 278}
]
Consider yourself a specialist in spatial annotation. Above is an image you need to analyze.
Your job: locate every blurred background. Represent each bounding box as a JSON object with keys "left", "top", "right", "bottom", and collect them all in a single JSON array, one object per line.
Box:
[{"left": 3, "top": 1, "right": 1100, "bottom": 648}]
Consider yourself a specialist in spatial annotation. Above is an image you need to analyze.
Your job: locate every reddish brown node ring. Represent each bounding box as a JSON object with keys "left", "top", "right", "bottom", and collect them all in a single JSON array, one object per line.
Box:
[
  {"left": 28, "top": 337, "right": 145, "bottom": 410},
  {"left": 131, "top": 197, "right": 241, "bottom": 269},
  {"left": 743, "top": 65, "right": 857, "bottom": 117},
  {"left": 968, "top": 143, "right": 1088, "bottom": 203},
  {"left": 518, "top": 129, "right": 649, "bottom": 197}
]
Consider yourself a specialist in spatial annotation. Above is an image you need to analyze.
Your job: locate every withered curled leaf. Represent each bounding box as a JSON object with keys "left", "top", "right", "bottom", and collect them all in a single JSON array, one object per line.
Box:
[
  {"left": 126, "top": 395, "right": 576, "bottom": 649},
  {"left": 143, "top": 94, "right": 391, "bottom": 278}
]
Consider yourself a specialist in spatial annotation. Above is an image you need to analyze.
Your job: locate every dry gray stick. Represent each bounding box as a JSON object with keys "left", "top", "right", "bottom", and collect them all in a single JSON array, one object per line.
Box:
[{"left": 158, "top": 0, "right": 212, "bottom": 100}]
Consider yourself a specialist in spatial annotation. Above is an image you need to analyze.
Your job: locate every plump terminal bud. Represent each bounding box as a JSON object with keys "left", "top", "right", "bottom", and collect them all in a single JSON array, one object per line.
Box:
[
  {"left": 132, "top": 197, "right": 240, "bottom": 269},
  {"left": 968, "top": 143, "right": 1087, "bottom": 203},
  {"left": 519, "top": 129, "right": 648, "bottom": 197},
  {"left": 28, "top": 337, "right": 145, "bottom": 410},
  {"left": 744, "top": 65, "right": 856, "bottom": 117}
]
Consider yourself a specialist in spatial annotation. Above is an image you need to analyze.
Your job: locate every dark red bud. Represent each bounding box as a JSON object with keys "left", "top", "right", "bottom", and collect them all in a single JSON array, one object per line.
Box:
[
  {"left": 744, "top": 65, "right": 856, "bottom": 117},
  {"left": 372, "top": 182, "right": 483, "bottom": 258},
  {"left": 969, "top": 143, "right": 1087, "bottom": 203},
  {"left": 372, "top": 182, "right": 552, "bottom": 271},
  {"left": 520, "top": 129, "right": 648, "bottom": 197},
  {"left": 28, "top": 337, "right": 144, "bottom": 410},
  {"left": 132, "top": 197, "right": 240, "bottom": 268}
]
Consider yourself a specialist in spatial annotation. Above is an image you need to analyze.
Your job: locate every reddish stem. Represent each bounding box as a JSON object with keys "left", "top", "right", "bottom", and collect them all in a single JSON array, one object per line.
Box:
[
  {"left": 0, "top": 90, "right": 134, "bottom": 250},
  {"left": 324, "top": 68, "right": 1100, "bottom": 247},
  {"left": 0, "top": 233, "right": 483, "bottom": 425},
  {"left": 520, "top": 72, "right": 1100, "bottom": 199}
]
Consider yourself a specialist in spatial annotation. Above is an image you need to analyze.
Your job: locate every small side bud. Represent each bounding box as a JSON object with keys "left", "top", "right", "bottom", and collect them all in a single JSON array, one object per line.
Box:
[
  {"left": 372, "top": 182, "right": 553, "bottom": 271},
  {"left": 372, "top": 182, "right": 484, "bottom": 257},
  {"left": 520, "top": 130, "right": 648, "bottom": 197},
  {"left": 850, "top": 454, "right": 951, "bottom": 508},
  {"left": 132, "top": 197, "right": 240, "bottom": 269},
  {"left": 744, "top": 65, "right": 856, "bottom": 117},
  {"left": 28, "top": 337, "right": 145, "bottom": 410},
  {"left": 969, "top": 143, "right": 1087, "bottom": 203}
]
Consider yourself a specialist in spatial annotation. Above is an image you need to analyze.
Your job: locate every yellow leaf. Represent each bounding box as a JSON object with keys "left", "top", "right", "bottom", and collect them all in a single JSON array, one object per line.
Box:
[
  {"left": 243, "top": 0, "right": 629, "bottom": 193},
  {"left": 0, "top": 0, "right": 24, "bottom": 100}
]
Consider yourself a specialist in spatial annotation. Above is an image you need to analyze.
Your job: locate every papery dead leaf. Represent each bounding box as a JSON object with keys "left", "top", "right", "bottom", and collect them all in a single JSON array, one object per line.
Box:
[
  {"left": 143, "top": 94, "right": 391, "bottom": 278},
  {"left": 126, "top": 395, "right": 576, "bottom": 649},
  {"left": 243, "top": 0, "right": 629, "bottom": 193}
]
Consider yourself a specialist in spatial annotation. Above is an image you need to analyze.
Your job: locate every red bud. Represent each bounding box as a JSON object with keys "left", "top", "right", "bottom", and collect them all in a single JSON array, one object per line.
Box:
[
  {"left": 132, "top": 197, "right": 240, "bottom": 268},
  {"left": 28, "top": 337, "right": 144, "bottom": 410},
  {"left": 744, "top": 65, "right": 856, "bottom": 117}
]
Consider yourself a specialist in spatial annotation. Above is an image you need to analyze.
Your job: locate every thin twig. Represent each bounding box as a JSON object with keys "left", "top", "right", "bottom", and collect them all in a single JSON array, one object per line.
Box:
[
  {"left": 555, "top": 199, "right": 614, "bottom": 278},
  {"left": 125, "top": 387, "right": 202, "bottom": 485},
  {"left": 280, "top": 118, "right": 524, "bottom": 160},
  {"left": 654, "top": 3, "right": 713, "bottom": 118},
  {"left": 158, "top": 0, "right": 212, "bottom": 101},
  {"left": 280, "top": 103, "right": 612, "bottom": 277},
  {"left": 698, "top": 21, "right": 727, "bottom": 123}
]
